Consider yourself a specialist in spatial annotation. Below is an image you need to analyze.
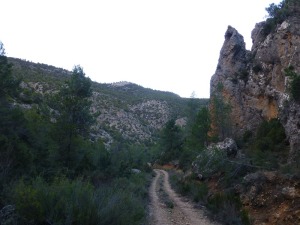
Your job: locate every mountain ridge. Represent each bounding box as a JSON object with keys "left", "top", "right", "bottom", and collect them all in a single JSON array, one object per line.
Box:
[{"left": 8, "top": 57, "right": 208, "bottom": 147}]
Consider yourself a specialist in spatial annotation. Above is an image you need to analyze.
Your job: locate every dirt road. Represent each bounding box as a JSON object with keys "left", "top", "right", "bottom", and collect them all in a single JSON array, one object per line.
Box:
[{"left": 149, "top": 169, "right": 218, "bottom": 225}]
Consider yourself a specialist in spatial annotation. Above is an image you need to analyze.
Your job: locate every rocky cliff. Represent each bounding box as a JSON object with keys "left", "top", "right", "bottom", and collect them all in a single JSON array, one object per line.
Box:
[{"left": 210, "top": 1, "right": 300, "bottom": 162}]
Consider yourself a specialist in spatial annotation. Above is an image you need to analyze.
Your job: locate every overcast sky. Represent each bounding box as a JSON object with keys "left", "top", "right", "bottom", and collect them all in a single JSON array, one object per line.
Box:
[{"left": 1, "top": 0, "right": 281, "bottom": 98}]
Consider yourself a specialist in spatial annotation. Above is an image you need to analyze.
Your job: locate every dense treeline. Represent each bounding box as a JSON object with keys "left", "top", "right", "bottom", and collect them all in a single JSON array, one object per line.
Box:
[{"left": 0, "top": 42, "right": 151, "bottom": 225}]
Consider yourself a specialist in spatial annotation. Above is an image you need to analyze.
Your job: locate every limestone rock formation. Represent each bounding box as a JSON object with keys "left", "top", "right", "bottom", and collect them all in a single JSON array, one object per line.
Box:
[
  {"left": 207, "top": 138, "right": 238, "bottom": 157},
  {"left": 210, "top": 2, "right": 300, "bottom": 162}
]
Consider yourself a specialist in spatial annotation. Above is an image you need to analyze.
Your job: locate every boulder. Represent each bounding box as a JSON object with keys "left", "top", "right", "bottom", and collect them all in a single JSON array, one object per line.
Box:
[
  {"left": 208, "top": 138, "right": 238, "bottom": 157},
  {"left": 131, "top": 168, "right": 141, "bottom": 174},
  {"left": 282, "top": 187, "right": 299, "bottom": 199}
]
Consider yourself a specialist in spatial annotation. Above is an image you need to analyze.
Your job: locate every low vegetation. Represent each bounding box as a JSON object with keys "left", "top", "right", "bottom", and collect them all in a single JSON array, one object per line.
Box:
[
  {"left": 284, "top": 66, "right": 300, "bottom": 102},
  {"left": 169, "top": 171, "right": 250, "bottom": 225},
  {"left": 263, "top": 0, "right": 298, "bottom": 36}
]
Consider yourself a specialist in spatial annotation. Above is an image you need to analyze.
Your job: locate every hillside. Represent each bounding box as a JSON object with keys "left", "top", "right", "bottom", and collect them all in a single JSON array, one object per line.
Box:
[
  {"left": 0, "top": 50, "right": 210, "bottom": 225},
  {"left": 8, "top": 57, "right": 208, "bottom": 147}
]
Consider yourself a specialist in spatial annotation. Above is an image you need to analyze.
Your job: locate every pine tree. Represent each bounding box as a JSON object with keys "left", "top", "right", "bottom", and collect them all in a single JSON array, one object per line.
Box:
[{"left": 52, "top": 65, "right": 94, "bottom": 170}]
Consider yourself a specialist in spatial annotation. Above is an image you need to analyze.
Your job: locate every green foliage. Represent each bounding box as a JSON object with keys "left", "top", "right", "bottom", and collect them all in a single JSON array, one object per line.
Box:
[
  {"left": 0, "top": 43, "right": 19, "bottom": 101},
  {"left": 193, "top": 147, "right": 250, "bottom": 186},
  {"left": 13, "top": 174, "right": 149, "bottom": 225},
  {"left": 0, "top": 43, "right": 33, "bottom": 184},
  {"left": 176, "top": 107, "right": 211, "bottom": 170},
  {"left": 49, "top": 66, "right": 95, "bottom": 173},
  {"left": 210, "top": 82, "right": 232, "bottom": 140},
  {"left": 186, "top": 92, "right": 200, "bottom": 124},
  {"left": 96, "top": 174, "right": 150, "bottom": 225},
  {"left": 246, "top": 119, "right": 288, "bottom": 169},
  {"left": 290, "top": 75, "right": 300, "bottom": 102},
  {"left": 169, "top": 171, "right": 250, "bottom": 225},
  {"left": 284, "top": 66, "right": 300, "bottom": 102},
  {"left": 193, "top": 148, "right": 227, "bottom": 178},
  {"left": 7, "top": 57, "right": 209, "bottom": 150},
  {"left": 159, "top": 119, "right": 184, "bottom": 163},
  {"left": 108, "top": 144, "right": 151, "bottom": 177},
  {"left": 188, "top": 107, "right": 211, "bottom": 149},
  {"left": 0, "top": 49, "right": 154, "bottom": 225},
  {"left": 54, "top": 65, "right": 93, "bottom": 137},
  {"left": 154, "top": 104, "right": 211, "bottom": 170},
  {"left": 256, "top": 119, "right": 286, "bottom": 148},
  {"left": 207, "top": 193, "right": 249, "bottom": 225},
  {"left": 263, "top": 0, "right": 298, "bottom": 36},
  {"left": 10, "top": 58, "right": 69, "bottom": 90},
  {"left": 169, "top": 172, "right": 208, "bottom": 203},
  {"left": 14, "top": 177, "right": 98, "bottom": 224},
  {"left": 93, "top": 82, "right": 209, "bottom": 119}
]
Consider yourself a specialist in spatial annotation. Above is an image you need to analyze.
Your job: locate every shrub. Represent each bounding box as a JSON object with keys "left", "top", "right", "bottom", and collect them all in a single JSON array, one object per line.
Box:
[
  {"left": 95, "top": 174, "right": 149, "bottom": 225},
  {"left": 192, "top": 148, "right": 227, "bottom": 178},
  {"left": 247, "top": 118, "right": 288, "bottom": 169},
  {"left": 262, "top": 0, "right": 295, "bottom": 36},
  {"left": 13, "top": 173, "right": 150, "bottom": 225},
  {"left": 170, "top": 170, "right": 249, "bottom": 225},
  {"left": 284, "top": 66, "right": 300, "bottom": 102},
  {"left": 14, "top": 177, "right": 99, "bottom": 225},
  {"left": 207, "top": 193, "right": 249, "bottom": 225}
]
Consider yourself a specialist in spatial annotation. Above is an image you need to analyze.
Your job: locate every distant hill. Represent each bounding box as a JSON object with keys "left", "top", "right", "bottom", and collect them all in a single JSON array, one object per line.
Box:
[{"left": 8, "top": 57, "right": 208, "bottom": 147}]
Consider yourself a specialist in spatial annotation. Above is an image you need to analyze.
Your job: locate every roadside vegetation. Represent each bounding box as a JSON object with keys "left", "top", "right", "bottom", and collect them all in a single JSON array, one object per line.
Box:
[{"left": 154, "top": 77, "right": 291, "bottom": 224}]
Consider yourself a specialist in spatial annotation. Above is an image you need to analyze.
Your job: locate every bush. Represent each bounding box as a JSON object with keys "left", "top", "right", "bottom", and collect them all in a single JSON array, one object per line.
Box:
[
  {"left": 247, "top": 118, "right": 288, "bottom": 170},
  {"left": 14, "top": 177, "right": 99, "bottom": 225},
  {"left": 262, "top": 0, "right": 294, "bottom": 36},
  {"left": 192, "top": 148, "right": 227, "bottom": 178},
  {"left": 169, "top": 171, "right": 208, "bottom": 204},
  {"left": 95, "top": 174, "right": 149, "bottom": 225},
  {"left": 284, "top": 66, "right": 300, "bottom": 102},
  {"left": 207, "top": 193, "right": 250, "bottom": 225},
  {"left": 169, "top": 171, "right": 249, "bottom": 225},
  {"left": 290, "top": 76, "right": 300, "bottom": 102},
  {"left": 13, "top": 173, "right": 150, "bottom": 225}
]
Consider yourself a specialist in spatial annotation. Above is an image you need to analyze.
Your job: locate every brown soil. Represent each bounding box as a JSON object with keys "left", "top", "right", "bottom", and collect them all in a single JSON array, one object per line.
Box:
[{"left": 148, "top": 169, "right": 218, "bottom": 225}]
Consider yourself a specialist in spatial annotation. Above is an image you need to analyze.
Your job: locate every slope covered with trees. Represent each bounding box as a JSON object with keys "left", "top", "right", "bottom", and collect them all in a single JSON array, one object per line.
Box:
[{"left": 0, "top": 43, "right": 154, "bottom": 224}]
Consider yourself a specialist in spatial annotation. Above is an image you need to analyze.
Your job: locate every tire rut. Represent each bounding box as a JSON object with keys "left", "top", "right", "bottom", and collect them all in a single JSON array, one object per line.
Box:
[{"left": 149, "top": 169, "right": 218, "bottom": 225}]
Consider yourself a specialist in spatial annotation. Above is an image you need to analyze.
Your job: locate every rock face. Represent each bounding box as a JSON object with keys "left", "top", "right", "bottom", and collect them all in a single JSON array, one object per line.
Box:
[
  {"left": 238, "top": 171, "right": 300, "bottom": 224},
  {"left": 210, "top": 3, "right": 300, "bottom": 162}
]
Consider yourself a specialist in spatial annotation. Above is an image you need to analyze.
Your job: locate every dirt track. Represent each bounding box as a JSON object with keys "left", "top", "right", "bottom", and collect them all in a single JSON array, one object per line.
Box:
[{"left": 149, "top": 169, "right": 218, "bottom": 225}]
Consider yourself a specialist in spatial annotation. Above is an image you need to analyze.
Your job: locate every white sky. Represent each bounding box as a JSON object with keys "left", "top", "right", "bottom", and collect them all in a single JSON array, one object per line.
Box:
[{"left": 1, "top": 0, "right": 281, "bottom": 98}]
